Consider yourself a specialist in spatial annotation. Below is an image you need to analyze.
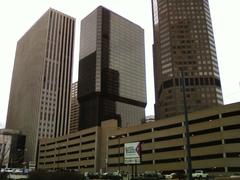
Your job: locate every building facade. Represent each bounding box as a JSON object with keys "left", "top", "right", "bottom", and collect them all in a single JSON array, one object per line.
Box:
[
  {"left": 70, "top": 82, "right": 80, "bottom": 133},
  {"left": 152, "top": 0, "right": 223, "bottom": 119},
  {"left": 38, "top": 124, "right": 101, "bottom": 171},
  {"left": 78, "top": 6, "right": 147, "bottom": 129},
  {"left": 0, "top": 129, "right": 26, "bottom": 168},
  {"left": 6, "top": 8, "right": 75, "bottom": 164},
  {"left": 38, "top": 102, "right": 240, "bottom": 175}
]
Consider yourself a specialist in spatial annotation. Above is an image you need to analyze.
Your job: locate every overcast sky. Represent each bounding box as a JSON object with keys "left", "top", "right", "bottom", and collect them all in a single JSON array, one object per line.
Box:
[{"left": 0, "top": 0, "right": 240, "bottom": 128}]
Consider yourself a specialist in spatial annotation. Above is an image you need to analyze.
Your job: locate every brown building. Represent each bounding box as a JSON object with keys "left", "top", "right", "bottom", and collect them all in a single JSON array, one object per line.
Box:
[
  {"left": 69, "top": 82, "right": 80, "bottom": 133},
  {"left": 152, "top": 0, "right": 223, "bottom": 119},
  {"left": 38, "top": 102, "right": 240, "bottom": 176},
  {"left": 6, "top": 8, "right": 75, "bottom": 165},
  {"left": 38, "top": 124, "right": 100, "bottom": 171}
]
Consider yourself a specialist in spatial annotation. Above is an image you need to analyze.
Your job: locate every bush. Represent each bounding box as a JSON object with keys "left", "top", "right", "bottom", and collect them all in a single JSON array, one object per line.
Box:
[
  {"left": 28, "top": 170, "right": 84, "bottom": 180},
  {"left": 0, "top": 172, "right": 8, "bottom": 180}
]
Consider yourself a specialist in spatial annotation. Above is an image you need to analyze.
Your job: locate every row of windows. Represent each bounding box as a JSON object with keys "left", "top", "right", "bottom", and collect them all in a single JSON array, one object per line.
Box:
[
  {"left": 108, "top": 136, "right": 239, "bottom": 159},
  {"left": 108, "top": 158, "right": 234, "bottom": 167},
  {"left": 40, "top": 132, "right": 96, "bottom": 148},
  {"left": 40, "top": 158, "right": 95, "bottom": 165},
  {"left": 108, "top": 147, "right": 239, "bottom": 163},
  {"left": 159, "top": 77, "right": 221, "bottom": 93},
  {"left": 107, "top": 110, "right": 240, "bottom": 148},
  {"left": 108, "top": 152, "right": 239, "bottom": 168},
  {"left": 41, "top": 139, "right": 95, "bottom": 151}
]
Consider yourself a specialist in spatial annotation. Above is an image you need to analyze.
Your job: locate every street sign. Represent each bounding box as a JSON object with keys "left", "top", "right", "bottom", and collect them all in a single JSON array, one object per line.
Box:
[{"left": 124, "top": 142, "right": 141, "bottom": 164}]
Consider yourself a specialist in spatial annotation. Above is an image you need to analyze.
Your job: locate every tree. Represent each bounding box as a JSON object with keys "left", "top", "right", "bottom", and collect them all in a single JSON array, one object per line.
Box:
[{"left": 0, "top": 135, "right": 11, "bottom": 169}]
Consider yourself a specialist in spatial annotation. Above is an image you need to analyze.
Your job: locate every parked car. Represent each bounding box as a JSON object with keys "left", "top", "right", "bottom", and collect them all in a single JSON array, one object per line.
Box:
[
  {"left": 4, "top": 168, "right": 14, "bottom": 173},
  {"left": 230, "top": 172, "right": 240, "bottom": 178},
  {"left": 192, "top": 170, "right": 209, "bottom": 179},
  {"left": 14, "top": 168, "right": 23, "bottom": 174},
  {"left": 142, "top": 171, "right": 165, "bottom": 179},
  {"left": 165, "top": 173, "right": 177, "bottom": 179}
]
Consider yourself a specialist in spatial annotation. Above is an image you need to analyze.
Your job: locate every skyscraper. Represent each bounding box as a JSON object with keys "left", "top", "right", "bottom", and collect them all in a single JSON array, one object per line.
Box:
[
  {"left": 69, "top": 82, "right": 80, "bottom": 133},
  {"left": 6, "top": 8, "right": 75, "bottom": 164},
  {"left": 78, "top": 6, "right": 146, "bottom": 129},
  {"left": 152, "top": 0, "right": 223, "bottom": 119}
]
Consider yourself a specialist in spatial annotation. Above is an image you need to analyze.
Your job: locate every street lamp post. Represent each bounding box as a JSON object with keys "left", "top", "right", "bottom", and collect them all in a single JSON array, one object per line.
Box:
[
  {"left": 56, "top": 143, "right": 60, "bottom": 170},
  {"left": 180, "top": 69, "right": 193, "bottom": 180},
  {"left": 116, "top": 135, "right": 125, "bottom": 173},
  {"left": 118, "top": 136, "right": 120, "bottom": 173}
]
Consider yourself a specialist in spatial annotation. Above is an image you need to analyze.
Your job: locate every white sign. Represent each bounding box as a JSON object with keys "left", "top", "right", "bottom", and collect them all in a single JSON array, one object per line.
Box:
[{"left": 124, "top": 142, "right": 141, "bottom": 164}]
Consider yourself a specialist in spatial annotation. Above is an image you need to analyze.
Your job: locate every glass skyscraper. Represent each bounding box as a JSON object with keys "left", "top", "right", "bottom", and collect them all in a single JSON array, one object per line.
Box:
[
  {"left": 152, "top": 0, "right": 223, "bottom": 119},
  {"left": 78, "top": 6, "right": 147, "bottom": 129}
]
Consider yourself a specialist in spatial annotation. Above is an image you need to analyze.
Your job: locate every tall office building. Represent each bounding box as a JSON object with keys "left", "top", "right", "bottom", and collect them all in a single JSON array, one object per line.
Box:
[
  {"left": 69, "top": 82, "right": 80, "bottom": 133},
  {"left": 6, "top": 8, "right": 75, "bottom": 164},
  {"left": 152, "top": 0, "right": 223, "bottom": 119},
  {"left": 78, "top": 6, "right": 147, "bottom": 129}
]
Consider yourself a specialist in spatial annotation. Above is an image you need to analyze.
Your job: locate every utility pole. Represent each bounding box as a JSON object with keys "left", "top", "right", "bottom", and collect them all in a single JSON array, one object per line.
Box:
[{"left": 180, "top": 69, "right": 192, "bottom": 180}]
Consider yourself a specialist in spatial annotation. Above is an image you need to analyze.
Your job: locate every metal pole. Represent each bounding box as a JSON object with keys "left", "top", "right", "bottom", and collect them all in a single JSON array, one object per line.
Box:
[
  {"left": 132, "top": 165, "right": 134, "bottom": 179},
  {"left": 135, "top": 164, "right": 137, "bottom": 177},
  {"left": 118, "top": 136, "right": 120, "bottom": 173},
  {"left": 180, "top": 69, "right": 192, "bottom": 180},
  {"left": 57, "top": 145, "right": 59, "bottom": 170}
]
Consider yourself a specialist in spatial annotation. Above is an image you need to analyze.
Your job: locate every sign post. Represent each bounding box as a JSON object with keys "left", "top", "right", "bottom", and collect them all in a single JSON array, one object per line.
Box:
[{"left": 124, "top": 142, "right": 141, "bottom": 178}]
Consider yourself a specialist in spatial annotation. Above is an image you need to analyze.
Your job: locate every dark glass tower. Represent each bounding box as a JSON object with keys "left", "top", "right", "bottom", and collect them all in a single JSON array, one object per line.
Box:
[
  {"left": 78, "top": 6, "right": 147, "bottom": 129},
  {"left": 152, "top": 0, "right": 223, "bottom": 119}
]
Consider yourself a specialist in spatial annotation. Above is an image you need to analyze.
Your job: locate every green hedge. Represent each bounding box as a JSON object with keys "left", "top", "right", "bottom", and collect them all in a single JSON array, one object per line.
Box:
[
  {"left": 0, "top": 172, "right": 8, "bottom": 180},
  {"left": 28, "top": 170, "right": 84, "bottom": 180}
]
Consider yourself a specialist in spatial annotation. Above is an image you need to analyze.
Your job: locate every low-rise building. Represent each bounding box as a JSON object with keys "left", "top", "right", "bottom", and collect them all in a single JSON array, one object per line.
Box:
[
  {"left": 38, "top": 102, "right": 240, "bottom": 175},
  {"left": 0, "top": 129, "right": 26, "bottom": 168},
  {"left": 38, "top": 125, "right": 101, "bottom": 172}
]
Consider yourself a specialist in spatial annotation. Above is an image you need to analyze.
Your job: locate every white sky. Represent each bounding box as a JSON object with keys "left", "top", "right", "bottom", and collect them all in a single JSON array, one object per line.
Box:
[{"left": 0, "top": 0, "right": 240, "bottom": 128}]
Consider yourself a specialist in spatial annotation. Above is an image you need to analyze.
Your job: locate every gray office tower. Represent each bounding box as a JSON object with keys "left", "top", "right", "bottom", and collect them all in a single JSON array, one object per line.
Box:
[
  {"left": 6, "top": 8, "right": 75, "bottom": 165},
  {"left": 152, "top": 0, "right": 223, "bottom": 119},
  {"left": 78, "top": 6, "right": 147, "bottom": 129}
]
